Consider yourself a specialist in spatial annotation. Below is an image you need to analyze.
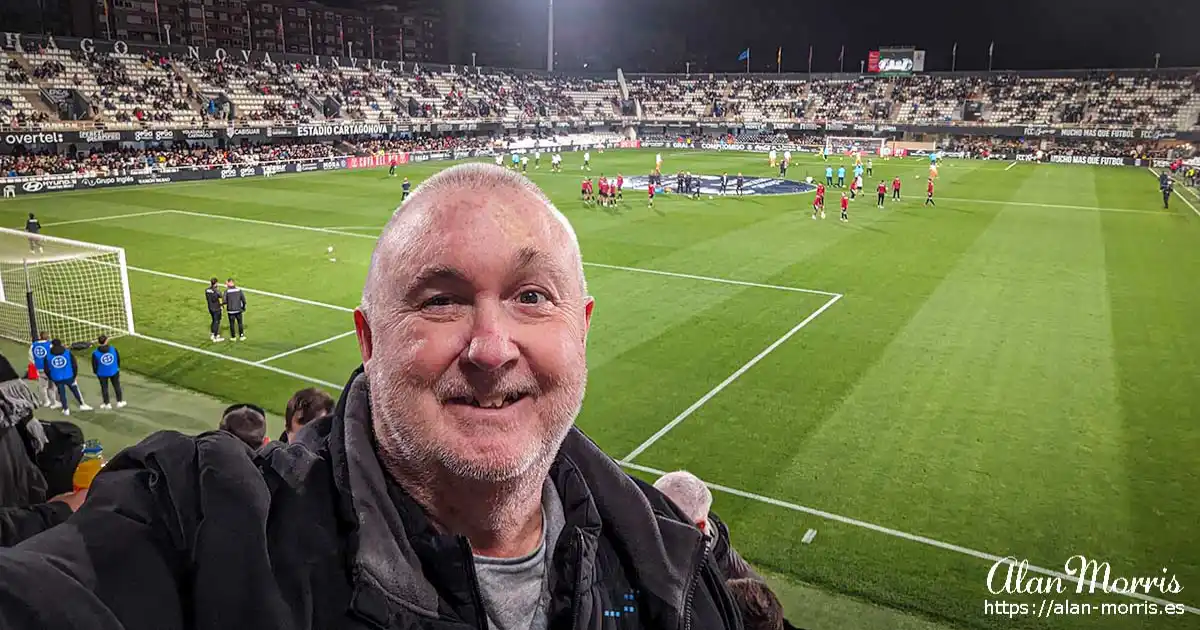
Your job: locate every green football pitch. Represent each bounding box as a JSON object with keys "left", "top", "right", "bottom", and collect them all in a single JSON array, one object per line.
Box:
[{"left": 3, "top": 149, "right": 1198, "bottom": 629}]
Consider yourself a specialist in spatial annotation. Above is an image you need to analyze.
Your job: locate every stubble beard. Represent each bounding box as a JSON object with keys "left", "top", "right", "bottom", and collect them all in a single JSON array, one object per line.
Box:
[{"left": 367, "top": 360, "right": 587, "bottom": 487}]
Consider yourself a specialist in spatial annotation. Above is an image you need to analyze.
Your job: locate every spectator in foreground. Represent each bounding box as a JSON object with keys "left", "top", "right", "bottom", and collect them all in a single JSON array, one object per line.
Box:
[
  {"left": 727, "top": 578, "right": 785, "bottom": 630},
  {"left": 0, "top": 164, "right": 742, "bottom": 629},
  {"left": 280, "top": 387, "right": 334, "bottom": 443},
  {"left": 0, "top": 352, "right": 87, "bottom": 547},
  {"left": 218, "top": 403, "right": 267, "bottom": 448},
  {"left": 655, "top": 469, "right": 763, "bottom": 581}
]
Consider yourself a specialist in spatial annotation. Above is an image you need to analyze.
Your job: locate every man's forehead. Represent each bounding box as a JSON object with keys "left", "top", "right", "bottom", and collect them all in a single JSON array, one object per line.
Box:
[{"left": 381, "top": 188, "right": 576, "bottom": 277}]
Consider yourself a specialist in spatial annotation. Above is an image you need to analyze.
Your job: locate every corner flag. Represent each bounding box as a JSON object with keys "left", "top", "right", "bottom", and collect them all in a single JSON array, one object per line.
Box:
[{"left": 737, "top": 48, "right": 750, "bottom": 61}]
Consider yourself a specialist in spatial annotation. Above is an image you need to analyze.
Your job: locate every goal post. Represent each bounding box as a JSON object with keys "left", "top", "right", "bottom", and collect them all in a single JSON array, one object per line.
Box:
[
  {"left": 0, "top": 228, "right": 136, "bottom": 346},
  {"left": 824, "top": 136, "right": 888, "bottom": 157}
]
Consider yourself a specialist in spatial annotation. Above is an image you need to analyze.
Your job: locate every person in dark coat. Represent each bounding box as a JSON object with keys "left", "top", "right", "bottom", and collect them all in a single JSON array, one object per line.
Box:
[
  {"left": 0, "top": 164, "right": 743, "bottom": 630},
  {"left": 0, "top": 352, "right": 87, "bottom": 547},
  {"left": 279, "top": 387, "right": 334, "bottom": 443}
]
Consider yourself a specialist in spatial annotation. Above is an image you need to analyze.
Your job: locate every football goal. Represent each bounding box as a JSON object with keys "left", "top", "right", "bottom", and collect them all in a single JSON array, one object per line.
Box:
[
  {"left": 0, "top": 228, "right": 136, "bottom": 346},
  {"left": 824, "top": 135, "right": 888, "bottom": 157}
]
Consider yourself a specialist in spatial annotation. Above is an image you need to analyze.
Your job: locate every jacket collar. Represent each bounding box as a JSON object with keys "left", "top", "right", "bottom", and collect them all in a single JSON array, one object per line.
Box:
[{"left": 322, "top": 367, "right": 708, "bottom": 624}]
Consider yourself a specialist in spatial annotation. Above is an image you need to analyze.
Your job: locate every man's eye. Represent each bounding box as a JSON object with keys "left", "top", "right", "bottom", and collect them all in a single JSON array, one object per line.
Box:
[
  {"left": 422, "top": 295, "right": 455, "bottom": 308},
  {"left": 517, "top": 290, "right": 549, "bottom": 305}
]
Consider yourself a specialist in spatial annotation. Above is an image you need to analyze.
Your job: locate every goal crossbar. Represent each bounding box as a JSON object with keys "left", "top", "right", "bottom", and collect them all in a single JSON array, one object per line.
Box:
[{"left": 0, "top": 227, "right": 136, "bottom": 345}]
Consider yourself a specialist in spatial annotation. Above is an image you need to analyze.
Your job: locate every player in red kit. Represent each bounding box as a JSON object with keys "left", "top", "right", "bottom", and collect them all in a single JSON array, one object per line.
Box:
[
  {"left": 581, "top": 178, "right": 592, "bottom": 204},
  {"left": 892, "top": 176, "right": 902, "bottom": 200},
  {"left": 647, "top": 179, "right": 656, "bottom": 208},
  {"left": 876, "top": 180, "right": 887, "bottom": 208},
  {"left": 812, "top": 190, "right": 824, "bottom": 219},
  {"left": 840, "top": 192, "right": 850, "bottom": 222},
  {"left": 616, "top": 173, "right": 624, "bottom": 201},
  {"left": 925, "top": 178, "right": 936, "bottom": 206}
]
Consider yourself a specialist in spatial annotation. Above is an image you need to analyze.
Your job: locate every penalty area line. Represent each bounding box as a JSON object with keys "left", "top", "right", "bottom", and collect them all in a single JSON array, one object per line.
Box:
[
  {"left": 255, "top": 330, "right": 358, "bottom": 365},
  {"left": 621, "top": 293, "right": 843, "bottom": 462},
  {"left": 619, "top": 461, "right": 1200, "bottom": 615},
  {"left": 43, "top": 210, "right": 176, "bottom": 227},
  {"left": 164, "top": 210, "right": 843, "bottom": 296}
]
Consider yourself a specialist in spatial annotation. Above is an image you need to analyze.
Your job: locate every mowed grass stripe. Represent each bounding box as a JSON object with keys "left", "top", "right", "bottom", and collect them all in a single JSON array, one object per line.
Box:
[
  {"left": 756, "top": 166, "right": 1128, "bottom": 628},
  {"left": 635, "top": 162, "right": 1119, "bottom": 629},
  {"left": 1098, "top": 168, "right": 1200, "bottom": 604}
]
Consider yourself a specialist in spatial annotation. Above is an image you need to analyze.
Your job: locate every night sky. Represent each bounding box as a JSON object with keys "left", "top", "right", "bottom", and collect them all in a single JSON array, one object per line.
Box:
[{"left": 452, "top": 0, "right": 1199, "bottom": 73}]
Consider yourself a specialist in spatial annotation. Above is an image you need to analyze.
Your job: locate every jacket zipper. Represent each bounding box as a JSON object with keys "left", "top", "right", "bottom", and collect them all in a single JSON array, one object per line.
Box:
[
  {"left": 681, "top": 537, "right": 707, "bottom": 630},
  {"left": 460, "top": 538, "right": 491, "bottom": 630},
  {"left": 570, "top": 529, "right": 585, "bottom": 629}
]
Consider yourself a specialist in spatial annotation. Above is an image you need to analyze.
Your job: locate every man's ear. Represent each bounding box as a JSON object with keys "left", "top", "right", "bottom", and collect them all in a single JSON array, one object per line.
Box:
[
  {"left": 354, "top": 309, "right": 373, "bottom": 363},
  {"left": 582, "top": 297, "right": 595, "bottom": 343}
]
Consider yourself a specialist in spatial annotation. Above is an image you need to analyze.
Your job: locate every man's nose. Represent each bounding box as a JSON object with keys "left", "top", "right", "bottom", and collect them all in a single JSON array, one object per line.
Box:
[{"left": 465, "top": 301, "right": 519, "bottom": 372}]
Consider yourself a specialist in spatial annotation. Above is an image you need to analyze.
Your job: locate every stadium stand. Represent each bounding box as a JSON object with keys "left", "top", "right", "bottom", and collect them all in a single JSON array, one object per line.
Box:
[{"left": 2, "top": 36, "right": 1197, "bottom": 132}]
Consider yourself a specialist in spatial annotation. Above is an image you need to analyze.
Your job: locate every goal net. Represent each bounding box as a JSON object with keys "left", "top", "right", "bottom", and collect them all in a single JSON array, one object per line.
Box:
[
  {"left": 0, "top": 228, "right": 136, "bottom": 346},
  {"left": 824, "top": 136, "right": 887, "bottom": 157}
]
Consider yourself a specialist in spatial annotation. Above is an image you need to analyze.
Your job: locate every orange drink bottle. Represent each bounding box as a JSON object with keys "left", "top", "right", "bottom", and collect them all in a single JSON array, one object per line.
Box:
[{"left": 72, "top": 440, "right": 106, "bottom": 491}]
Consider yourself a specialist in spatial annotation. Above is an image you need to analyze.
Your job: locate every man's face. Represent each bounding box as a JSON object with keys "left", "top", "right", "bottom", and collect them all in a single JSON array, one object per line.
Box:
[{"left": 359, "top": 187, "right": 593, "bottom": 482}]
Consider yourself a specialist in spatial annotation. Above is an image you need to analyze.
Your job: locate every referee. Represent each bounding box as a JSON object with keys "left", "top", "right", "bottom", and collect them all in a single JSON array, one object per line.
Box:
[
  {"left": 224, "top": 278, "right": 246, "bottom": 341},
  {"left": 206, "top": 278, "right": 224, "bottom": 342}
]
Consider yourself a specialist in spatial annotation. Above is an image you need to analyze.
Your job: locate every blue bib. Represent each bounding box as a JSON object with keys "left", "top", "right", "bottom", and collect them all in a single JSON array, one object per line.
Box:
[
  {"left": 47, "top": 352, "right": 75, "bottom": 382},
  {"left": 31, "top": 340, "right": 51, "bottom": 370},
  {"left": 94, "top": 347, "right": 120, "bottom": 378}
]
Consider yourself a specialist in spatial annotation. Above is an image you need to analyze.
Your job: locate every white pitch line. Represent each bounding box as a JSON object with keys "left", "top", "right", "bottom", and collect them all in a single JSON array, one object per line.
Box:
[
  {"left": 620, "top": 461, "right": 1200, "bottom": 615},
  {"left": 3, "top": 300, "right": 343, "bottom": 390},
  {"left": 256, "top": 330, "right": 357, "bottom": 365},
  {"left": 124, "top": 264, "right": 355, "bottom": 313},
  {"left": 622, "top": 293, "right": 843, "bottom": 462},
  {"left": 168, "top": 209, "right": 377, "bottom": 240},
  {"left": 1004, "top": 161, "right": 1018, "bottom": 171},
  {"left": 43, "top": 209, "right": 175, "bottom": 228},
  {"left": 166, "top": 210, "right": 840, "bottom": 296},
  {"left": 940, "top": 196, "right": 1167, "bottom": 216},
  {"left": 1147, "top": 167, "right": 1200, "bottom": 219},
  {"left": 584, "top": 262, "right": 840, "bottom": 297},
  {"left": 134, "top": 332, "right": 343, "bottom": 389}
]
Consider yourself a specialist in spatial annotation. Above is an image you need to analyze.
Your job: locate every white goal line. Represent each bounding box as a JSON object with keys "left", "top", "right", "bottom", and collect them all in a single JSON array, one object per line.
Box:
[{"left": 0, "top": 300, "right": 342, "bottom": 390}]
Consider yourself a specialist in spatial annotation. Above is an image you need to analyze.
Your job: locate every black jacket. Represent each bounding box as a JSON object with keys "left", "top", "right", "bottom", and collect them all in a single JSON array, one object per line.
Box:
[
  {"left": 0, "top": 502, "right": 72, "bottom": 547},
  {"left": 707, "top": 512, "right": 761, "bottom": 583},
  {"left": 0, "top": 368, "right": 742, "bottom": 630}
]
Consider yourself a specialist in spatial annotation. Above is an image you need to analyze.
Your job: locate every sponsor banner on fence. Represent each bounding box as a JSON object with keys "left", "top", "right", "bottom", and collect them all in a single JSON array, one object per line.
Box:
[
  {"left": 1, "top": 149, "right": 495, "bottom": 196},
  {"left": 5, "top": 121, "right": 1197, "bottom": 149}
]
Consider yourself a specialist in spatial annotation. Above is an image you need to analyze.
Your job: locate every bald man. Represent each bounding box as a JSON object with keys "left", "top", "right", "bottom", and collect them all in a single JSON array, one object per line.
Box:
[{"left": 0, "top": 164, "right": 744, "bottom": 630}]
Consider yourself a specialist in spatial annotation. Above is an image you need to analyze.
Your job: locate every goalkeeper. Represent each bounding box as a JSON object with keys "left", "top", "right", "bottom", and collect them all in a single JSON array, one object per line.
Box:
[{"left": 25, "top": 212, "right": 42, "bottom": 254}]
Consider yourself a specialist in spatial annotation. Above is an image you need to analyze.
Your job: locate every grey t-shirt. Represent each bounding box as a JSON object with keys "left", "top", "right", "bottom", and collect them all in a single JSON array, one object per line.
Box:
[{"left": 473, "top": 479, "right": 565, "bottom": 630}]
